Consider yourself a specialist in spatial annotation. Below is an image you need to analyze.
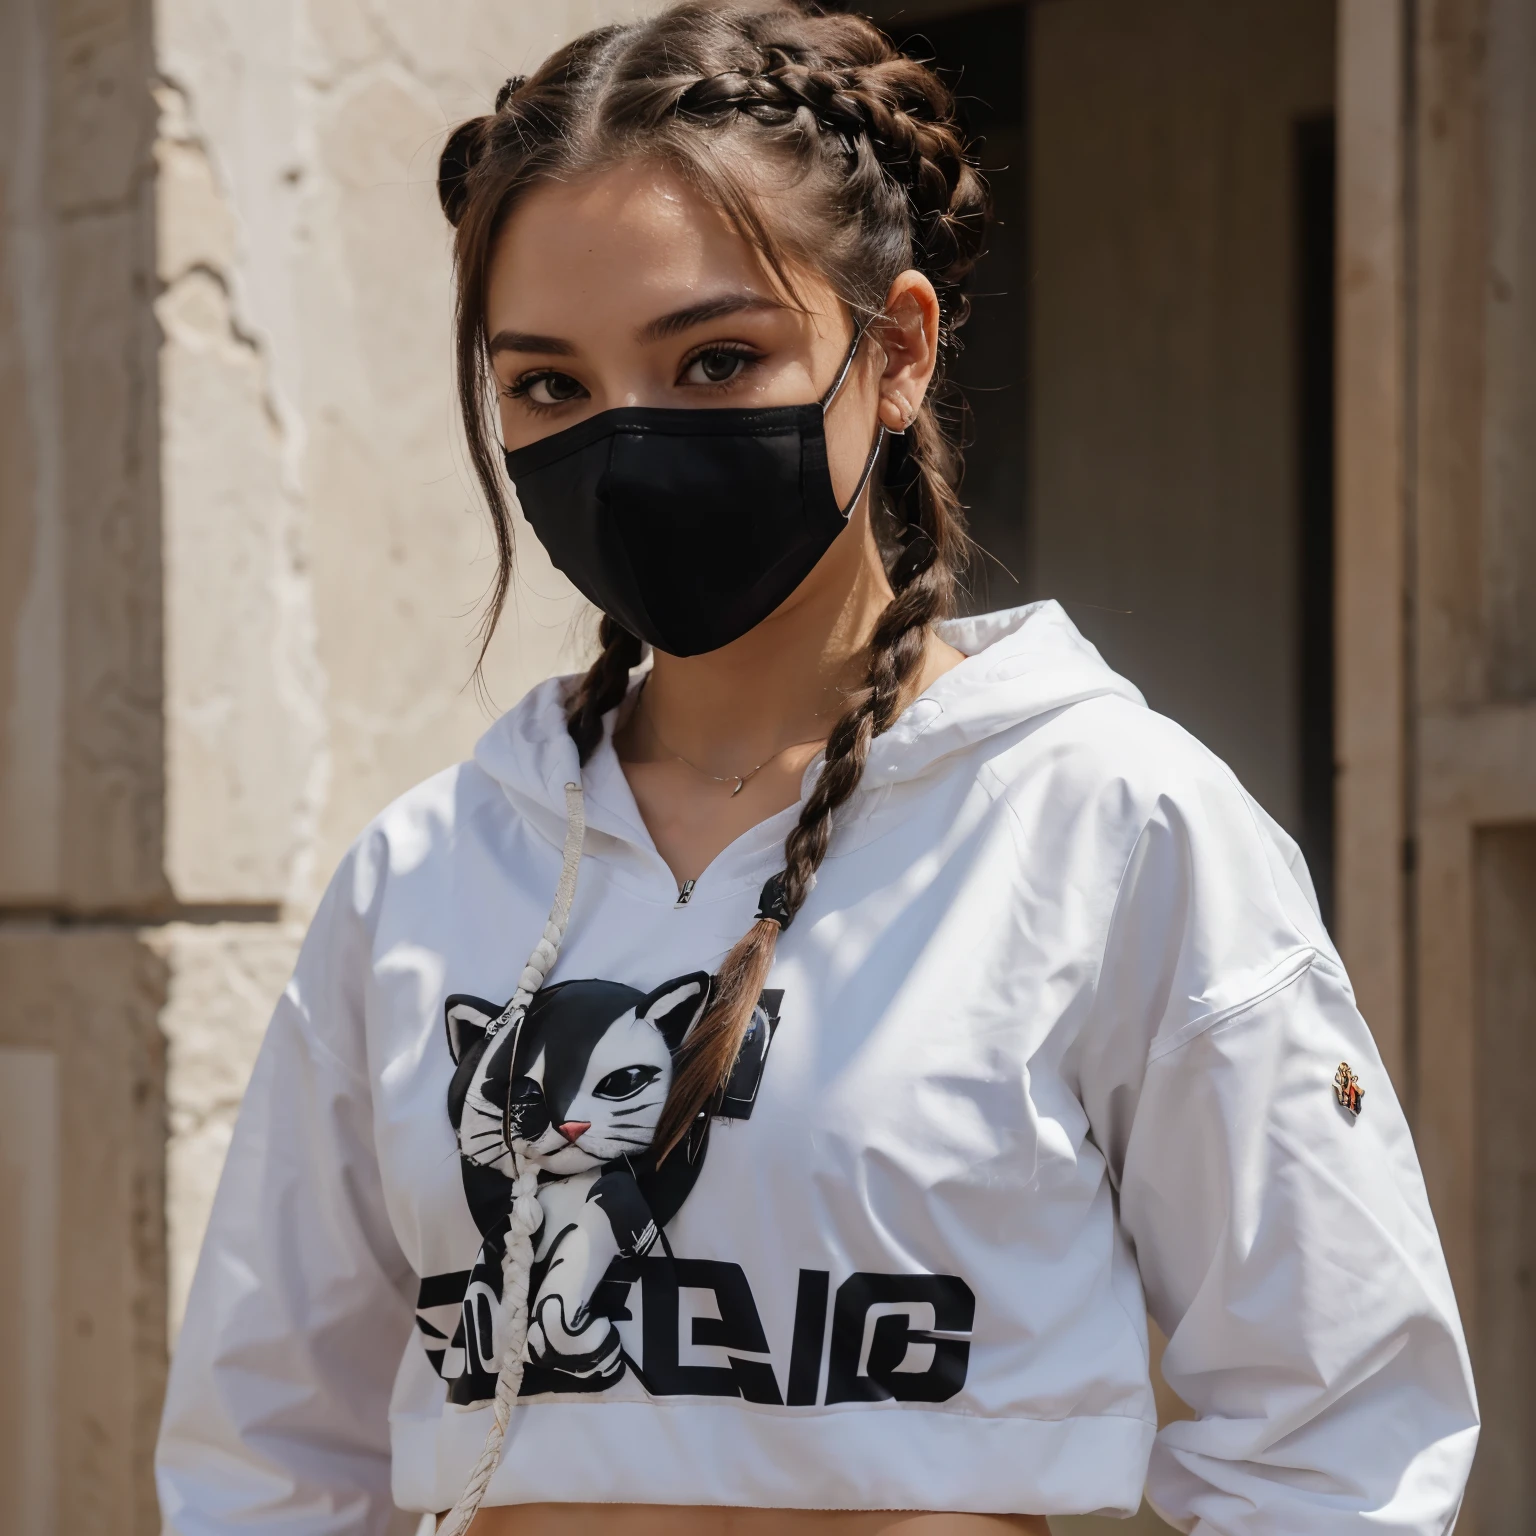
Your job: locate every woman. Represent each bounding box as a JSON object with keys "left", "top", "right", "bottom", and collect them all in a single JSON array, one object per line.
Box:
[{"left": 156, "top": 4, "right": 1477, "bottom": 1534}]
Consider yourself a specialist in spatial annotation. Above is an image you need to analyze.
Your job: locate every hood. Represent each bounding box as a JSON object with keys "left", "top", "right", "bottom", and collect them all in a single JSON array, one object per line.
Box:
[{"left": 473, "top": 601, "right": 1145, "bottom": 855}]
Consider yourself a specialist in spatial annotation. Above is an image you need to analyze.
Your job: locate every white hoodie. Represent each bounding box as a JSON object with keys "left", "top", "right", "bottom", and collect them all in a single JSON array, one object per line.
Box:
[{"left": 157, "top": 603, "right": 1477, "bottom": 1533}]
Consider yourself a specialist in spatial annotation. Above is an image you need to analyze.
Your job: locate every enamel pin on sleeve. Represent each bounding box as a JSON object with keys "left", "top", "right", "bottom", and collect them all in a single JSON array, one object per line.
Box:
[{"left": 1334, "top": 1061, "right": 1364, "bottom": 1117}]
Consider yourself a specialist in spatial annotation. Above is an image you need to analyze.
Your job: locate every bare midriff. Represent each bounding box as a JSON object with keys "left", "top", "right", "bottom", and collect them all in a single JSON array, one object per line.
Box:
[{"left": 454, "top": 1507, "right": 1052, "bottom": 1535}]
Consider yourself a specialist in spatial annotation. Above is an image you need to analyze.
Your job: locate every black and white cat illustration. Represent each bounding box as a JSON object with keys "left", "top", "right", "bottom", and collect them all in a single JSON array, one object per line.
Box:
[{"left": 442, "top": 973, "right": 712, "bottom": 1401}]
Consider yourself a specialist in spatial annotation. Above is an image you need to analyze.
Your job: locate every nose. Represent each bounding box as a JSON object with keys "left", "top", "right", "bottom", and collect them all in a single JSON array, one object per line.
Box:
[{"left": 557, "top": 1120, "right": 591, "bottom": 1144}]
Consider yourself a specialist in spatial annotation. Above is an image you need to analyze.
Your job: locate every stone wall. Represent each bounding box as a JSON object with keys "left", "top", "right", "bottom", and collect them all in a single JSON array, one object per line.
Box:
[{"left": 0, "top": 2, "right": 650, "bottom": 1528}]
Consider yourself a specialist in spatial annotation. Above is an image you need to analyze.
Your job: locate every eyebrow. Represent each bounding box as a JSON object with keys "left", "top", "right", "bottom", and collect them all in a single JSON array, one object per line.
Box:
[
  {"left": 487, "top": 329, "right": 577, "bottom": 357},
  {"left": 635, "top": 293, "right": 786, "bottom": 343},
  {"left": 486, "top": 294, "right": 786, "bottom": 359}
]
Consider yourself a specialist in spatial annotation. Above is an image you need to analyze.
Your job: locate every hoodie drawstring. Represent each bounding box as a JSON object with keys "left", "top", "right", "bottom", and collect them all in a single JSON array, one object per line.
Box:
[{"left": 440, "top": 780, "right": 586, "bottom": 1536}]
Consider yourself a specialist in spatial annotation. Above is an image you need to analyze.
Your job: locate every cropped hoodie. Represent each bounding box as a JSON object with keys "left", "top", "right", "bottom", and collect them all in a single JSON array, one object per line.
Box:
[{"left": 157, "top": 603, "right": 1478, "bottom": 1533}]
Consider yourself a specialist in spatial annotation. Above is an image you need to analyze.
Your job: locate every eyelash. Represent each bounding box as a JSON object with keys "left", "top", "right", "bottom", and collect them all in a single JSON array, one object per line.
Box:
[
  {"left": 677, "top": 340, "right": 764, "bottom": 389},
  {"left": 501, "top": 371, "right": 581, "bottom": 415},
  {"left": 500, "top": 342, "right": 766, "bottom": 414}
]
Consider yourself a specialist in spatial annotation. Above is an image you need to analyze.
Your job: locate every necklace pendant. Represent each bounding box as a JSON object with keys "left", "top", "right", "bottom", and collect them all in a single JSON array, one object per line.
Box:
[{"left": 730, "top": 777, "right": 746, "bottom": 796}]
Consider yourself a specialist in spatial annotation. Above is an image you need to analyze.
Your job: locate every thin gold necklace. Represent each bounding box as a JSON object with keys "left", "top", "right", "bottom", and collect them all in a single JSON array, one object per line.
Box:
[{"left": 637, "top": 688, "right": 827, "bottom": 797}]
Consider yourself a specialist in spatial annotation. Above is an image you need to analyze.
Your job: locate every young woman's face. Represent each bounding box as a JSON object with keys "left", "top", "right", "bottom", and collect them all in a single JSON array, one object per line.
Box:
[{"left": 485, "top": 160, "right": 928, "bottom": 514}]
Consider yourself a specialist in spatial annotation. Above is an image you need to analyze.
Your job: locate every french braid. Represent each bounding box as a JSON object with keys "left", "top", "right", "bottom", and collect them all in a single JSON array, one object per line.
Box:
[
  {"left": 567, "top": 615, "right": 643, "bottom": 765},
  {"left": 438, "top": 2, "right": 988, "bottom": 1157}
]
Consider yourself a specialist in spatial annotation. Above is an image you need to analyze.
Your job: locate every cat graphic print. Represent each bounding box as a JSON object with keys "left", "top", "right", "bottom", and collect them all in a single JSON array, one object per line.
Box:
[{"left": 430, "top": 972, "right": 777, "bottom": 1403}]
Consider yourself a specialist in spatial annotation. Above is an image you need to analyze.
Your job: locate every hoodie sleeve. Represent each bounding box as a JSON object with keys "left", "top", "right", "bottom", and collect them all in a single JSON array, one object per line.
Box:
[
  {"left": 155, "top": 843, "right": 420, "bottom": 1536},
  {"left": 1074, "top": 763, "right": 1478, "bottom": 1535}
]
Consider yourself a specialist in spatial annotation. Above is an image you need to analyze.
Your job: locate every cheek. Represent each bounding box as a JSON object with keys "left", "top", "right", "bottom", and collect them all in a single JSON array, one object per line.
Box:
[
  {"left": 822, "top": 370, "right": 882, "bottom": 510},
  {"left": 495, "top": 392, "right": 517, "bottom": 448}
]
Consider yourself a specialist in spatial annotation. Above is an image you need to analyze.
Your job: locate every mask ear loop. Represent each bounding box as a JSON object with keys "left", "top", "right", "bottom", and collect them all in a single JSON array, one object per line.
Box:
[{"left": 819, "top": 318, "right": 893, "bottom": 522}]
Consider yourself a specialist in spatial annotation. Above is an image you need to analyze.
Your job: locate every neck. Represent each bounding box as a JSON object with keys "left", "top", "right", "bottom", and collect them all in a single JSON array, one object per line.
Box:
[{"left": 635, "top": 531, "right": 896, "bottom": 771}]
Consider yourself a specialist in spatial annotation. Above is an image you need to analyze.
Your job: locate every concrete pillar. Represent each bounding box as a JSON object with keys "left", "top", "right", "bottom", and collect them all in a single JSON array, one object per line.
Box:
[
  {"left": 0, "top": 929, "right": 168, "bottom": 1536},
  {"left": 1, "top": 2, "right": 652, "bottom": 1529}
]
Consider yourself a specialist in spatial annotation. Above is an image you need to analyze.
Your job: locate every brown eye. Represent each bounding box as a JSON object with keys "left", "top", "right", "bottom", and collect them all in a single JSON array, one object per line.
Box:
[
  {"left": 681, "top": 347, "right": 756, "bottom": 387},
  {"left": 510, "top": 370, "right": 587, "bottom": 408}
]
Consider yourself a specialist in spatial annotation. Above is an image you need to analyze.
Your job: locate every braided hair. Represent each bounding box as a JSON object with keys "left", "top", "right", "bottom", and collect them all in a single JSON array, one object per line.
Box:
[{"left": 439, "top": 1, "right": 989, "bottom": 1159}]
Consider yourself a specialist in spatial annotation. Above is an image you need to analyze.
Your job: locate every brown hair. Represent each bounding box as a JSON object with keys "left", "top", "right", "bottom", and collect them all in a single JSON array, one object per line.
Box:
[{"left": 439, "top": 0, "right": 988, "bottom": 1158}]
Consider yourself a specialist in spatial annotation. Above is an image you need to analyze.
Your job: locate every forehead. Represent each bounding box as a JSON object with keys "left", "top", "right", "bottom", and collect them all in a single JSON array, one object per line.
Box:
[
  {"left": 485, "top": 159, "right": 830, "bottom": 342},
  {"left": 488, "top": 163, "right": 760, "bottom": 332}
]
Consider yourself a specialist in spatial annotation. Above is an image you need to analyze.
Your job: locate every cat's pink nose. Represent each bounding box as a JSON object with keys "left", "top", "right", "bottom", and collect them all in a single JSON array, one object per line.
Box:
[{"left": 557, "top": 1121, "right": 591, "bottom": 1143}]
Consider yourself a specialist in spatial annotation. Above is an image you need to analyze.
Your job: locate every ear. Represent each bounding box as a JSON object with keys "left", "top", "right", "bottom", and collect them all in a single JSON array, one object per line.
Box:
[
  {"left": 637, "top": 972, "right": 712, "bottom": 1053},
  {"left": 873, "top": 270, "right": 940, "bottom": 433},
  {"left": 444, "top": 994, "right": 503, "bottom": 1065}
]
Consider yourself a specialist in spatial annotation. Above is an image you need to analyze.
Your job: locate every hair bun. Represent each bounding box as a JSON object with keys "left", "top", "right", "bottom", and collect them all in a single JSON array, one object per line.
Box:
[
  {"left": 437, "top": 116, "right": 490, "bottom": 227},
  {"left": 495, "top": 75, "right": 528, "bottom": 112}
]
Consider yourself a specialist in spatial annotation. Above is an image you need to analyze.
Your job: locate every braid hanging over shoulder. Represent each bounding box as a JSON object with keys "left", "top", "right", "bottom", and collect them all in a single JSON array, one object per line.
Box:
[
  {"left": 643, "top": 18, "right": 984, "bottom": 1158},
  {"left": 568, "top": 615, "right": 643, "bottom": 766}
]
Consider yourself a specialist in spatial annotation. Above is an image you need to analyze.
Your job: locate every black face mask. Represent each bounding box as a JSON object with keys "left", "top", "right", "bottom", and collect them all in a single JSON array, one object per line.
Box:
[{"left": 503, "top": 329, "right": 884, "bottom": 657}]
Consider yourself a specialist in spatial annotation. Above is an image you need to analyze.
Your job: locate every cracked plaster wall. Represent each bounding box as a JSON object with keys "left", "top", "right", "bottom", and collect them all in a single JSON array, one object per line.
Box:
[{"left": 152, "top": 0, "right": 665, "bottom": 914}]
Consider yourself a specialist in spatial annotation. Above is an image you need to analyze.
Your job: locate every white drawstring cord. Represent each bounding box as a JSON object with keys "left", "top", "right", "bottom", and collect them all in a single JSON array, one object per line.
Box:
[{"left": 439, "top": 781, "right": 586, "bottom": 1536}]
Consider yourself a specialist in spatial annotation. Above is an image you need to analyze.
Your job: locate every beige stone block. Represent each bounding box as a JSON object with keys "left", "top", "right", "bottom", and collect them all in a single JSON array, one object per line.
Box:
[
  {"left": 158, "top": 260, "right": 324, "bottom": 904},
  {"left": 51, "top": 203, "right": 167, "bottom": 911},
  {"left": 0, "top": 926, "right": 168, "bottom": 1536},
  {"left": 0, "top": 1046, "right": 61, "bottom": 1533},
  {"left": 2, "top": 0, "right": 167, "bottom": 914},
  {"left": 150, "top": 920, "right": 302, "bottom": 1336},
  {"left": 0, "top": 0, "right": 66, "bottom": 905}
]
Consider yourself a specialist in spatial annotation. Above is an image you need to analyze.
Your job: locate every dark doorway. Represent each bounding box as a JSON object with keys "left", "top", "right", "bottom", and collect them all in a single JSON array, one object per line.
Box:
[
  {"left": 1025, "top": 0, "right": 1336, "bottom": 911},
  {"left": 865, "top": 0, "right": 1338, "bottom": 920}
]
